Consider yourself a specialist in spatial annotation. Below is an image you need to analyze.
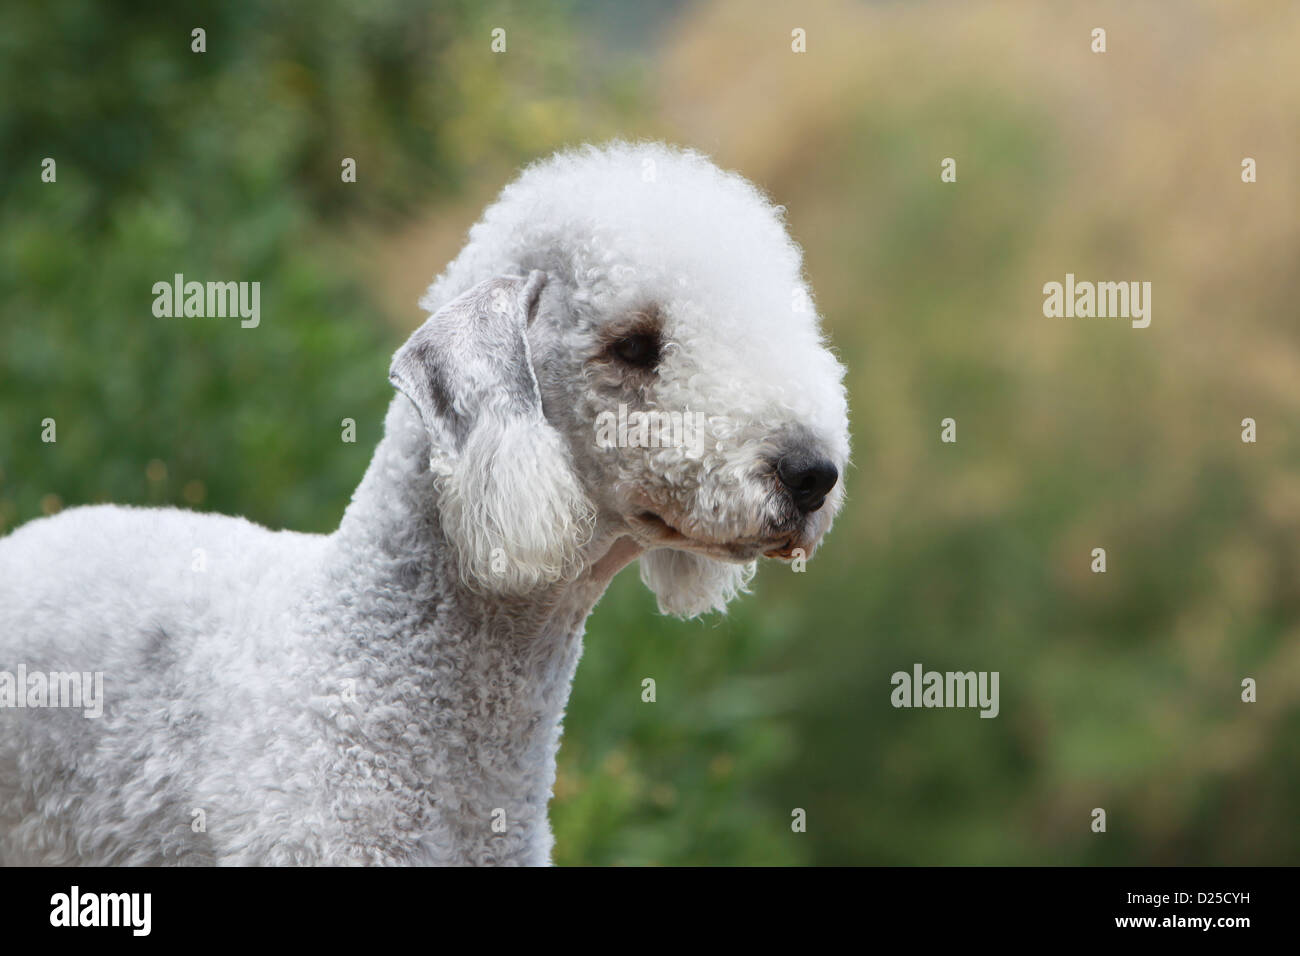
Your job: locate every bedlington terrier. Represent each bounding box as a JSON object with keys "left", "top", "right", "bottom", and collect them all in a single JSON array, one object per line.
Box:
[{"left": 0, "top": 142, "right": 849, "bottom": 865}]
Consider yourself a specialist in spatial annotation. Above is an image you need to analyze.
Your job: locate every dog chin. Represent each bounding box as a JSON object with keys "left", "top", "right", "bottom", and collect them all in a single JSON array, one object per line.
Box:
[{"left": 627, "top": 510, "right": 816, "bottom": 563}]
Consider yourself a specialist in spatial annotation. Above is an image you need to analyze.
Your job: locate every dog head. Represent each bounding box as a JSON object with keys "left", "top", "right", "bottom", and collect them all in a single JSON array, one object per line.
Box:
[{"left": 392, "top": 142, "right": 850, "bottom": 615}]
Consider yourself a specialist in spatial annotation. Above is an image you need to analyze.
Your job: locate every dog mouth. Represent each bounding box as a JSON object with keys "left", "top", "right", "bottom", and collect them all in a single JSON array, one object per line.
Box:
[
  {"left": 630, "top": 510, "right": 804, "bottom": 562},
  {"left": 634, "top": 511, "right": 685, "bottom": 540},
  {"left": 761, "top": 538, "right": 801, "bottom": 559}
]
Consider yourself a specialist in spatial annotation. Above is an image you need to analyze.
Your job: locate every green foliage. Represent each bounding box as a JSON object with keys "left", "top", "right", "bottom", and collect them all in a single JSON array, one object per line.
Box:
[{"left": 0, "top": 0, "right": 573, "bottom": 531}]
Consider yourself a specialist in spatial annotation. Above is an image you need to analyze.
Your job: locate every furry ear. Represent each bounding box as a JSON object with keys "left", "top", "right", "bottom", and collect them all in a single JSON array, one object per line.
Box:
[
  {"left": 639, "top": 549, "right": 756, "bottom": 618},
  {"left": 389, "top": 271, "right": 594, "bottom": 593}
]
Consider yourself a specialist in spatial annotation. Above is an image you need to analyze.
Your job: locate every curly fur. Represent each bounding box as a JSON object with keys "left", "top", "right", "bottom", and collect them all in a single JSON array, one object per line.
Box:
[{"left": 0, "top": 141, "right": 850, "bottom": 865}]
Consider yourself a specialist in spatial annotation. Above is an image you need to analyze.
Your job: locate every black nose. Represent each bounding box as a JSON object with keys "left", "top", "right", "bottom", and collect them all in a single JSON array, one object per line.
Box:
[{"left": 776, "top": 452, "right": 839, "bottom": 514}]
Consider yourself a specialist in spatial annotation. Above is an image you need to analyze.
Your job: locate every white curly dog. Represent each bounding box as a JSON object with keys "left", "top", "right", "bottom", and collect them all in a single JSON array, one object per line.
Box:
[{"left": 0, "top": 142, "right": 849, "bottom": 865}]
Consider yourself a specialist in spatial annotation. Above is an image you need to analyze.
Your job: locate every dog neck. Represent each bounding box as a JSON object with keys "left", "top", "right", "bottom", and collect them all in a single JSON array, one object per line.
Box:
[{"left": 322, "top": 395, "right": 641, "bottom": 863}]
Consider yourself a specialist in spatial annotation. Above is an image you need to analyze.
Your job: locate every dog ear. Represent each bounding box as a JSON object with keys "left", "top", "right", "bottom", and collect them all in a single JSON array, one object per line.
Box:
[
  {"left": 639, "top": 550, "right": 756, "bottom": 618},
  {"left": 389, "top": 271, "right": 594, "bottom": 593}
]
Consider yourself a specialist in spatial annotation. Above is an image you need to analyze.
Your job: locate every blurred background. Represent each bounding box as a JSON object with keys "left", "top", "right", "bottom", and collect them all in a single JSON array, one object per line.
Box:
[{"left": 2, "top": 0, "right": 1298, "bottom": 864}]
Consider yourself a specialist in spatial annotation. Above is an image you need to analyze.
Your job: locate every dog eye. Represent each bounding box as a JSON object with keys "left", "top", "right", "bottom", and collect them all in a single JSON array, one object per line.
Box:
[{"left": 611, "top": 332, "right": 661, "bottom": 369}]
